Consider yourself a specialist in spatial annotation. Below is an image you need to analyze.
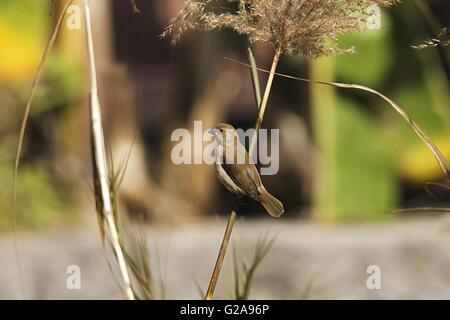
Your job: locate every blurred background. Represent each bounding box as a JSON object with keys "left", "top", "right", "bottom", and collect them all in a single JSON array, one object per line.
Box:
[{"left": 0, "top": 0, "right": 449, "bottom": 299}]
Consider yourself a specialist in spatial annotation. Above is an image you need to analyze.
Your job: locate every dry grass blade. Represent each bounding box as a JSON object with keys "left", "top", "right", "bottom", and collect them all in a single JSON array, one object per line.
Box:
[
  {"left": 413, "top": 0, "right": 449, "bottom": 49},
  {"left": 412, "top": 25, "right": 450, "bottom": 49},
  {"left": 231, "top": 235, "right": 275, "bottom": 300},
  {"left": 392, "top": 207, "right": 450, "bottom": 214},
  {"left": 83, "top": 0, "right": 135, "bottom": 300},
  {"left": 11, "top": 0, "right": 75, "bottom": 299},
  {"left": 225, "top": 57, "right": 450, "bottom": 178},
  {"left": 301, "top": 277, "right": 314, "bottom": 299},
  {"left": 246, "top": 43, "right": 262, "bottom": 109},
  {"left": 104, "top": 141, "right": 156, "bottom": 300},
  {"left": 193, "top": 275, "right": 206, "bottom": 299},
  {"left": 412, "top": 37, "right": 450, "bottom": 50},
  {"left": 393, "top": 182, "right": 450, "bottom": 215},
  {"left": 239, "top": 0, "right": 262, "bottom": 110},
  {"left": 412, "top": 0, "right": 450, "bottom": 79},
  {"left": 425, "top": 181, "right": 450, "bottom": 200},
  {"left": 121, "top": 223, "right": 154, "bottom": 299}
]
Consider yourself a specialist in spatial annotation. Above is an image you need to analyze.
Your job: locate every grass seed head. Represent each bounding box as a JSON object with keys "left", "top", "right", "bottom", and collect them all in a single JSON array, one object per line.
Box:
[{"left": 162, "top": 0, "right": 397, "bottom": 58}]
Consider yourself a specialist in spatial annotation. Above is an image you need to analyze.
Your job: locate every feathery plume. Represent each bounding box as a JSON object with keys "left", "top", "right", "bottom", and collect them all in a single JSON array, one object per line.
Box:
[{"left": 163, "top": 0, "right": 396, "bottom": 58}]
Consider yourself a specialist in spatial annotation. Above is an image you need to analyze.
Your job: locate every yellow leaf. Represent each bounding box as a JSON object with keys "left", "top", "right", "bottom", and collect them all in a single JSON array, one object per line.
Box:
[
  {"left": 399, "top": 130, "right": 450, "bottom": 183},
  {"left": 0, "top": 21, "right": 41, "bottom": 83}
]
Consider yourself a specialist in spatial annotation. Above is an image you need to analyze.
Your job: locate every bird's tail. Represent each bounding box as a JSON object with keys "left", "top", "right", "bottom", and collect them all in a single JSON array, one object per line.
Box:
[{"left": 257, "top": 187, "right": 284, "bottom": 218}]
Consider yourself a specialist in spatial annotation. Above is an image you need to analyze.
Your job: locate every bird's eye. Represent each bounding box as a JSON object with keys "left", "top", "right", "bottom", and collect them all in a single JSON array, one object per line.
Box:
[{"left": 219, "top": 128, "right": 223, "bottom": 132}]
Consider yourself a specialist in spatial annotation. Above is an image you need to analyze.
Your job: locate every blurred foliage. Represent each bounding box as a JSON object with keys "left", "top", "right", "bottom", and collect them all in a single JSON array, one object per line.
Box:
[
  {"left": 333, "top": 97, "right": 398, "bottom": 220},
  {"left": 25, "top": 50, "right": 84, "bottom": 115},
  {"left": 0, "top": 150, "right": 76, "bottom": 231},
  {"left": 0, "top": 0, "right": 83, "bottom": 231},
  {"left": 313, "top": 2, "right": 449, "bottom": 221},
  {"left": 335, "top": 12, "right": 394, "bottom": 88}
]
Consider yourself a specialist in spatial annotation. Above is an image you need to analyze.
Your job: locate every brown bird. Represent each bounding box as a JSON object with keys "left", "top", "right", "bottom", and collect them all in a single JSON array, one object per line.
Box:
[{"left": 208, "top": 123, "right": 284, "bottom": 217}]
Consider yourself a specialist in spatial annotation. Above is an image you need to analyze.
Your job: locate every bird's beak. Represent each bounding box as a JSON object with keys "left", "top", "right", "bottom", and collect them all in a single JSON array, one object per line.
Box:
[{"left": 208, "top": 128, "right": 217, "bottom": 135}]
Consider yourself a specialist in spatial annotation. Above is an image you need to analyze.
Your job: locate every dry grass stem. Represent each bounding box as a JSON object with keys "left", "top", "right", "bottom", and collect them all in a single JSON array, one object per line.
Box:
[
  {"left": 249, "top": 48, "right": 281, "bottom": 156},
  {"left": 11, "top": 0, "right": 75, "bottom": 299},
  {"left": 83, "top": 0, "right": 135, "bottom": 300},
  {"left": 205, "top": 210, "right": 237, "bottom": 300}
]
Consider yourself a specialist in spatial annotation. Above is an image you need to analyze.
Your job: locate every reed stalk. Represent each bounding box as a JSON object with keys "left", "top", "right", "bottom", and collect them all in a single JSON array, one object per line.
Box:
[
  {"left": 249, "top": 48, "right": 282, "bottom": 157},
  {"left": 239, "top": 0, "right": 262, "bottom": 109},
  {"left": 83, "top": 0, "right": 135, "bottom": 300},
  {"left": 205, "top": 210, "right": 236, "bottom": 300}
]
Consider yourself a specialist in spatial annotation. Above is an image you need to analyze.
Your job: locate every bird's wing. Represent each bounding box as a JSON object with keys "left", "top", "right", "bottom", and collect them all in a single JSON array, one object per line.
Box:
[
  {"left": 221, "top": 162, "right": 262, "bottom": 199},
  {"left": 221, "top": 134, "right": 263, "bottom": 198}
]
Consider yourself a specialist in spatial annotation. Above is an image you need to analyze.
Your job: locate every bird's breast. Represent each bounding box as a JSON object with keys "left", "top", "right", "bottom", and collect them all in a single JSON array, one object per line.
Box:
[{"left": 215, "top": 162, "right": 245, "bottom": 195}]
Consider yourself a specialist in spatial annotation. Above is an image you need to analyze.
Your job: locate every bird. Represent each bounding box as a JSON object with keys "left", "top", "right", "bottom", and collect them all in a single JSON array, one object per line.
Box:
[{"left": 208, "top": 123, "right": 284, "bottom": 218}]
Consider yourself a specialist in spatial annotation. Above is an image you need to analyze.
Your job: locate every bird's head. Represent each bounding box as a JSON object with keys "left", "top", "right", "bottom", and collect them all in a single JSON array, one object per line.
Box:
[{"left": 208, "top": 123, "right": 236, "bottom": 146}]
